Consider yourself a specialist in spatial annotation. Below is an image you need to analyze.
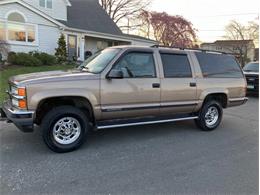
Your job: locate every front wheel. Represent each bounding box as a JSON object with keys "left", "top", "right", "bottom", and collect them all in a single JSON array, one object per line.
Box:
[
  {"left": 41, "top": 106, "right": 89, "bottom": 153},
  {"left": 195, "top": 100, "right": 223, "bottom": 131}
]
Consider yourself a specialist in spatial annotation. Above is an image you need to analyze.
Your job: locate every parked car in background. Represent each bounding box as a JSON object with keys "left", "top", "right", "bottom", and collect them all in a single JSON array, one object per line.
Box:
[
  {"left": 243, "top": 62, "right": 259, "bottom": 93},
  {"left": 1, "top": 46, "right": 248, "bottom": 153}
]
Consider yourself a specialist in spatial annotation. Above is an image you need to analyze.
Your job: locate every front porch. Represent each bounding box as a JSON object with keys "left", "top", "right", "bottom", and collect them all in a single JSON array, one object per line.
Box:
[{"left": 65, "top": 33, "right": 131, "bottom": 61}]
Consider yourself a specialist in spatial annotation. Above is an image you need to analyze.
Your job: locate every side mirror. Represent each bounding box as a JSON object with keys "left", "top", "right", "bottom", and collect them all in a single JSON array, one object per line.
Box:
[{"left": 107, "top": 69, "right": 124, "bottom": 79}]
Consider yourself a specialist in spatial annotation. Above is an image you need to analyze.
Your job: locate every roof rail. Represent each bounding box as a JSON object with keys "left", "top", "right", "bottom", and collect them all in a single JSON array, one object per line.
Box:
[{"left": 150, "top": 45, "right": 229, "bottom": 54}]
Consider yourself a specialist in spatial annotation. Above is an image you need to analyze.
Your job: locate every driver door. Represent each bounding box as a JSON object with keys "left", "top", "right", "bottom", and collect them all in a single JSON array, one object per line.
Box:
[{"left": 100, "top": 51, "right": 161, "bottom": 120}]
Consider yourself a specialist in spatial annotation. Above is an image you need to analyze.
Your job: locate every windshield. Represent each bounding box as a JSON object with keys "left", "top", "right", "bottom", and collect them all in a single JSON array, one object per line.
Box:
[
  {"left": 243, "top": 62, "right": 259, "bottom": 72},
  {"left": 79, "top": 48, "right": 121, "bottom": 73}
]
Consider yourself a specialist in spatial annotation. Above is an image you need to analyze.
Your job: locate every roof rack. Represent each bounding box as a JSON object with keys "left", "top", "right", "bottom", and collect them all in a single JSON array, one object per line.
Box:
[{"left": 150, "top": 45, "right": 229, "bottom": 55}]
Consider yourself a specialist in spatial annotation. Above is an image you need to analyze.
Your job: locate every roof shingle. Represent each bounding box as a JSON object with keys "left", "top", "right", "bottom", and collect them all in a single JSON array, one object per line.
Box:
[{"left": 59, "top": 0, "right": 123, "bottom": 35}]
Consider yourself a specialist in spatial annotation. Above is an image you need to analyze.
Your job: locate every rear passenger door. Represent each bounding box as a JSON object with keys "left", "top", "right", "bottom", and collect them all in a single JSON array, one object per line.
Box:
[{"left": 158, "top": 51, "right": 198, "bottom": 115}]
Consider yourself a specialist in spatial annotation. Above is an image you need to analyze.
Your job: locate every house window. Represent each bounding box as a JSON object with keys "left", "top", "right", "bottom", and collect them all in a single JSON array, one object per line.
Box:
[
  {"left": 39, "top": 0, "right": 52, "bottom": 8},
  {"left": 3, "top": 12, "right": 36, "bottom": 44},
  {"left": 8, "top": 23, "right": 26, "bottom": 42},
  {"left": 8, "top": 12, "right": 25, "bottom": 23}
]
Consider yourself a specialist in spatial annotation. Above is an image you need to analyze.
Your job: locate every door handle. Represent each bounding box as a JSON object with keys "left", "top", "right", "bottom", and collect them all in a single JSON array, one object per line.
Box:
[
  {"left": 190, "top": 82, "right": 197, "bottom": 87},
  {"left": 152, "top": 83, "right": 160, "bottom": 88}
]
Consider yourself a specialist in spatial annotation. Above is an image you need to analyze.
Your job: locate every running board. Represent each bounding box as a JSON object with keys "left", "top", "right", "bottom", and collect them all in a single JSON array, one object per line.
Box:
[{"left": 97, "top": 116, "right": 198, "bottom": 130}]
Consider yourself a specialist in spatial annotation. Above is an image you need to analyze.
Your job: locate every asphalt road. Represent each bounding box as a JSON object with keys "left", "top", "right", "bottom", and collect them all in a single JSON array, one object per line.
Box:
[{"left": 0, "top": 96, "right": 258, "bottom": 194}]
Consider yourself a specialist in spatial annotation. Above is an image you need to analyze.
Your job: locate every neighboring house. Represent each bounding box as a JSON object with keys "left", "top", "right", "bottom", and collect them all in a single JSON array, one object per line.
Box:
[
  {"left": 0, "top": 0, "right": 157, "bottom": 61},
  {"left": 200, "top": 40, "right": 255, "bottom": 63}
]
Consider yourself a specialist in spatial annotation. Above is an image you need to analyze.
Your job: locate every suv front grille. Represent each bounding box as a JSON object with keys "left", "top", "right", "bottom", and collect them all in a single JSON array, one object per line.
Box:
[{"left": 245, "top": 75, "right": 259, "bottom": 90}]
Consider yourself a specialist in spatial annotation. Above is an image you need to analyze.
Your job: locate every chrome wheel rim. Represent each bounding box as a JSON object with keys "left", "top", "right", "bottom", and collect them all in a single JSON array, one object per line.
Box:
[
  {"left": 52, "top": 117, "right": 81, "bottom": 145},
  {"left": 205, "top": 106, "right": 219, "bottom": 127}
]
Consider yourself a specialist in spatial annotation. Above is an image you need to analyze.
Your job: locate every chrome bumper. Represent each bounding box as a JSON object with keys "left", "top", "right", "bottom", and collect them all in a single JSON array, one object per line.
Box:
[
  {"left": 228, "top": 97, "right": 248, "bottom": 107},
  {"left": 1, "top": 100, "right": 34, "bottom": 132}
]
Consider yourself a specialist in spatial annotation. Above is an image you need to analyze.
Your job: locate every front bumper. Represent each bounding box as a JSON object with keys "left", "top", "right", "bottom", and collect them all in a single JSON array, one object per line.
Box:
[{"left": 1, "top": 100, "right": 34, "bottom": 132}]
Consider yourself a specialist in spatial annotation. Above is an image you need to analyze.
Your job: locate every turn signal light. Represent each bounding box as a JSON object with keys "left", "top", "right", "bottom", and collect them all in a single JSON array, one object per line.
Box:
[
  {"left": 18, "top": 99, "right": 27, "bottom": 109},
  {"left": 18, "top": 88, "right": 26, "bottom": 96}
]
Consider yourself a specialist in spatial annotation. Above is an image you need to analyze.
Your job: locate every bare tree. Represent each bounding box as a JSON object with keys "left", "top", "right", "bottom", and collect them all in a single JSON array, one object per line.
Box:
[
  {"left": 224, "top": 20, "right": 259, "bottom": 65},
  {"left": 99, "top": 0, "right": 151, "bottom": 26}
]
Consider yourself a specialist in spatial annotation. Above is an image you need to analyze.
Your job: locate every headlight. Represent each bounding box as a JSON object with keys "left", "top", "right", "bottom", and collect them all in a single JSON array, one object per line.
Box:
[
  {"left": 10, "top": 85, "right": 27, "bottom": 109},
  {"left": 11, "top": 86, "right": 26, "bottom": 96},
  {"left": 11, "top": 98, "right": 19, "bottom": 107}
]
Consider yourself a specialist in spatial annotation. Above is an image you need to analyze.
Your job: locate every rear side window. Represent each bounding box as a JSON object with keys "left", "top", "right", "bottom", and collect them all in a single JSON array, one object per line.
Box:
[
  {"left": 160, "top": 53, "right": 192, "bottom": 78},
  {"left": 195, "top": 52, "right": 243, "bottom": 78}
]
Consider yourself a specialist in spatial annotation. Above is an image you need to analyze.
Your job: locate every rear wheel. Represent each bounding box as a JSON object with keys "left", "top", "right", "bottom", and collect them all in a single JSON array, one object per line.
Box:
[
  {"left": 195, "top": 100, "right": 223, "bottom": 131},
  {"left": 41, "top": 106, "right": 89, "bottom": 153}
]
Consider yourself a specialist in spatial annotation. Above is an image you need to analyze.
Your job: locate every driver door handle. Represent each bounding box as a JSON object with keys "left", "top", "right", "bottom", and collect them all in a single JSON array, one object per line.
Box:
[
  {"left": 190, "top": 82, "right": 197, "bottom": 87},
  {"left": 152, "top": 83, "right": 160, "bottom": 88}
]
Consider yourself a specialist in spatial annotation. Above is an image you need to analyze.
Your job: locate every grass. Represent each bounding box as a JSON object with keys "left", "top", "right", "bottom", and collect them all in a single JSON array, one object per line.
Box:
[{"left": 0, "top": 64, "right": 75, "bottom": 104}]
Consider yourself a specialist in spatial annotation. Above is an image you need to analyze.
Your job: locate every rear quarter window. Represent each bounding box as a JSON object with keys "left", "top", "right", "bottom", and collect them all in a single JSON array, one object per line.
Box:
[{"left": 195, "top": 52, "right": 243, "bottom": 78}]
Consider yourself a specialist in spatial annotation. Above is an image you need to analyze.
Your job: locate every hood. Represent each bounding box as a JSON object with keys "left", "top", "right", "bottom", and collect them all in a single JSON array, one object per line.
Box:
[{"left": 9, "top": 69, "right": 99, "bottom": 85}]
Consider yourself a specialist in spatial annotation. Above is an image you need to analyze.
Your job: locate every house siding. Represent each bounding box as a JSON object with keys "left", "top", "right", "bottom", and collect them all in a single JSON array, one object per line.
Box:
[
  {"left": 0, "top": 3, "right": 61, "bottom": 55},
  {"left": 201, "top": 41, "right": 255, "bottom": 61},
  {"left": 37, "top": 25, "right": 60, "bottom": 54},
  {"left": 0, "top": 3, "right": 57, "bottom": 27},
  {"left": 22, "top": 0, "right": 67, "bottom": 21}
]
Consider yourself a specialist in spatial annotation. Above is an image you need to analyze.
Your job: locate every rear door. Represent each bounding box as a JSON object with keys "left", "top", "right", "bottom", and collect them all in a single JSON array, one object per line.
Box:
[{"left": 158, "top": 51, "right": 198, "bottom": 115}]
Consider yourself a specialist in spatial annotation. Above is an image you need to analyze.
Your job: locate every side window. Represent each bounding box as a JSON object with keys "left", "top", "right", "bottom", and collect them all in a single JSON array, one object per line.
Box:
[
  {"left": 195, "top": 52, "right": 243, "bottom": 78},
  {"left": 39, "top": 0, "right": 52, "bottom": 8},
  {"left": 114, "top": 52, "right": 156, "bottom": 78},
  {"left": 160, "top": 53, "right": 192, "bottom": 78}
]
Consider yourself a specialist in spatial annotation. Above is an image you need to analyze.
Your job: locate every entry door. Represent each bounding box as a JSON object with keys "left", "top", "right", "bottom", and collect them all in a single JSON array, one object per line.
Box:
[
  {"left": 100, "top": 51, "right": 161, "bottom": 120},
  {"left": 159, "top": 52, "right": 198, "bottom": 115},
  {"left": 68, "top": 35, "right": 77, "bottom": 61}
]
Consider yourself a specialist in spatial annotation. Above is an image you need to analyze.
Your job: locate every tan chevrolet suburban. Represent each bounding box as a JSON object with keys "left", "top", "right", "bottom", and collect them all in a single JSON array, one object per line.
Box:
[{"left": 1, "top": 45, "right": 248, "bottom": 153}]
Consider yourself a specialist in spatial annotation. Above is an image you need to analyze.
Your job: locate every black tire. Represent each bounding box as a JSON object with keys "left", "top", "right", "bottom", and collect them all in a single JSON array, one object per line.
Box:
[
  {"left": 195, "top": 100, "right": 223, "bottom": 131},
  {"left": 41, "top": 106, "right": 89, "bottom": 153}
]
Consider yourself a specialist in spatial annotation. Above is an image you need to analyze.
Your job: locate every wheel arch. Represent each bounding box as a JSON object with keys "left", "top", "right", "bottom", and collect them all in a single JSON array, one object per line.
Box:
[
  {"left": 34, "top": 96, "right": 96, "bottom": 125},
  {"left": 202, "top": 92, "right": 228, "bottom": 108}
]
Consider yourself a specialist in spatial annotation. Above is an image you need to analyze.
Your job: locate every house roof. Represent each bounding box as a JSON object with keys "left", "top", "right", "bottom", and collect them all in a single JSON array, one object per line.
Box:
[
  {"left": 58, "top": 0, "right": 123, "bottom": 36},
  {"left": 214, "top": 40, "right": 254, "bottom": 45}
]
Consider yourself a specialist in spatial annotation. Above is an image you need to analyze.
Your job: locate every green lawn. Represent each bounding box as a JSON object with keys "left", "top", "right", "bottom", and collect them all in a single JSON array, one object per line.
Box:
[{"left": 0, "top": 64, "right": 75, "bottom": 104}]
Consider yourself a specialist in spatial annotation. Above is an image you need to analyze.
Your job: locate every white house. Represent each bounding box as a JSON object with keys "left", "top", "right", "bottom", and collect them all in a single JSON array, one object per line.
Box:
[
  {"left": 0, "top": 0, "right": 157, "bottom": 60},
  {"left": 200, "top": 40, "right": 256, "bottom": 62}
]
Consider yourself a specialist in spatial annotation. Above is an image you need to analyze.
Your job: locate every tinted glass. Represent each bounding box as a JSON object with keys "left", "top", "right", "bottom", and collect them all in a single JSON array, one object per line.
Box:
[
  {"left": 195, "top": 52, "right": 243, "bottom": 78},
  {"left": 114, "top": 52, "right": 156, "bottom": 78},
  {"left": 160, "top": 53, "right": 192, "bottom": 78},
  {"left": 243, "top": 62, "right": 259, "bottom": 72}
]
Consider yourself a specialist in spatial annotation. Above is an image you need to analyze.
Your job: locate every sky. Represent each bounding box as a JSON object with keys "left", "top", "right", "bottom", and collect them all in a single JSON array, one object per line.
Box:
[{"left": 149, "top": 0, "right": 259, "bottom": 43}]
